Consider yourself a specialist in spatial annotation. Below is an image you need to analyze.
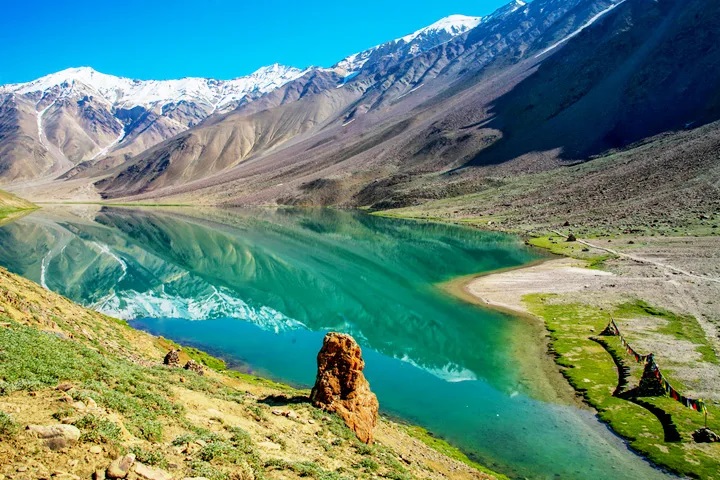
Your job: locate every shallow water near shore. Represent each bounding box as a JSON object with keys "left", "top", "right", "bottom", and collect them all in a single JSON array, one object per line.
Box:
[{"left": 0, "top": 206, "right": 673, "bottom": 479}]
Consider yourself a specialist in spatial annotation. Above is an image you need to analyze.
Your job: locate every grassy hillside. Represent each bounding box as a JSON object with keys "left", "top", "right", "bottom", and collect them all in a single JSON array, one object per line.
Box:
[{"left": 0, "top": 264, "right": 498, "bottom": 480}]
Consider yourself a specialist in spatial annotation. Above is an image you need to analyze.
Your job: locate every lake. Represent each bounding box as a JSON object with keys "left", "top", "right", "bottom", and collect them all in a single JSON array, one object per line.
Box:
[{"left": 0, "top": 206, "right": 672, "bottom": 479}]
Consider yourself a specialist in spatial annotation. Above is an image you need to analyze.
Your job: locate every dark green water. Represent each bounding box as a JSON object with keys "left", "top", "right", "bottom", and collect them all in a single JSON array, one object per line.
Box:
[{"left": 0, "top": 207, "right": 672, "bottom": 479}]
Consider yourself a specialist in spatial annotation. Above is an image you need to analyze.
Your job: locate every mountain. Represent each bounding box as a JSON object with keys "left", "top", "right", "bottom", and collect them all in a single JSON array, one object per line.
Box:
[
  {"left": 333, "top": 14, "right": 484, "bottom": 75},
  {"left": 0, "top": 64, "right": 305, "bottom": 183},
  {"left": 3, "top": 0, "right": 718, "bottom": 213},
  {"left": 91, "top": 0, "right": 628, "bottom": 202}
]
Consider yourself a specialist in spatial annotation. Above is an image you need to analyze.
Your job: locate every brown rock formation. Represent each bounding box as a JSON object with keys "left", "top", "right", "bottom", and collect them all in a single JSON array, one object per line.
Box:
[
  {"left": 184, "top": 359, "right": 205, "bottom": 375},
  {"left": 310, "top": 332, "right": 379, "bottom": 444},
  {"left": 163, "top": 349, "right": 181, "bottom": 367}
]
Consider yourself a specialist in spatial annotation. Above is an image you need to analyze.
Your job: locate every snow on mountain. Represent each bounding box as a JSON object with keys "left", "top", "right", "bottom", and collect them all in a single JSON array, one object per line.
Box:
[
  {"left": 334, "top": 14, "right": 483, "bottom": 74},
  {"left": 1, "top": 64, "right": 306, "bottom": 114},
  {"left": 400, "top": 14, "right": 484, "bottom": 43}
]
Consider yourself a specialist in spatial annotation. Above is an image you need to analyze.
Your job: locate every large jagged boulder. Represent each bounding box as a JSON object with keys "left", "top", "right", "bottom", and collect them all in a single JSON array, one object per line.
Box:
[{"left": 310, "top": 332, "right": 379, "bottom": 444}]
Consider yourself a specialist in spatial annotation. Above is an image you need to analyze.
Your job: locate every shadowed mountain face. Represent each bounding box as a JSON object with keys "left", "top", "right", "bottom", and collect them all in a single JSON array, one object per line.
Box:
[{"left": 469, "top": 0, "right": 720, "bottom": 166}]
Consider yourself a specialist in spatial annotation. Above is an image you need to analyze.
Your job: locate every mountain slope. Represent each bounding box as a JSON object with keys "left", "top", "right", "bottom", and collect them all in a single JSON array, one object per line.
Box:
[
  {"left": 467, "top": 0, "right": 720, "bottom": 166},
  {"left": 0, "top": 65, "right": 305, "bottom": 183},
  {"left": 92, "top": 0, "right": 626, "bottom": 203}
]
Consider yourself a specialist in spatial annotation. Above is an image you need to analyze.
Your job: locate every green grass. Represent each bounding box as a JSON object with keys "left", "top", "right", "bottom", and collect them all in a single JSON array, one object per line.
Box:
[
  {"left": 0, "top": 411, "right": 18, "bottom": 438},
  {"left": 75, "top": 414, "right": 123, "bottom": 444},
  {"left": 614, "top": 300, "right": 718, "bottom": 364},
  {"left": 402, "top": 425, "right": 510, "bottom": 479},
  {"left": 0, "top": 318, "right": 183, "bottom": 442},
  {"left": 525, "top": 294, "right": 720, "bottom": 479}
]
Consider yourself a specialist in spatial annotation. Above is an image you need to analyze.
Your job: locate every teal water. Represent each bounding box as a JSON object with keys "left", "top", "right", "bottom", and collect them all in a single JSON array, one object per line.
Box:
[{"left": 0, "top": 207, "right": 672, "bottom": 479}]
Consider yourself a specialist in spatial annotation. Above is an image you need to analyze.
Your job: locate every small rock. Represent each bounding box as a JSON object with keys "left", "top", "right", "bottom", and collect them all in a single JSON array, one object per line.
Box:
[
  {"left": 566, "top": 233, "right": 577, "bottom": 242},
  {"left": 184, "top": 360, "right": 205, "bottom": 375},
  {"left": 163, "top": 349, "right": 181, "bottom": 367},
  {"left": 94, "top": 471, "right": 106, "bottom": 480},
  {"left": 271, "top": 410, "right": 283, "bottom": 416},
  {"left": 107, "top": 453, "right": 136, "bottom": 479},
  {"left": 692, "top": 427, "right": 720, "bottom": 443},
  {"left": 133, "top": 462, "right": 172, "bottom": 480},
  {"left": 17, "top": 466, "right": 28, "bottom": 472},
  {"left": 86, "top": 397, "right": 98, "bottom": 409},
  {"left": 90, "top": 445, "right": 103, "bottom": 454},
  {"left": 72, "top": 400, "right": 87, "bottom": 411},
  {"left": 56, "top": 382, "right": 74, "bottom": 392},
  {"left": 285, "top": 411, "right": 299, "bottom": 420},
  {"left": 195, "top": 439, "right": 207, "bottom": 446},
  {"left": 307, "top": 419, "right": 316, "bottom": 425},
  {"left": 58, "top": 392, "right": 73, "bottom": 403},
  {"left": 26, "top": 424, "right": 81, "bottom": 451}
]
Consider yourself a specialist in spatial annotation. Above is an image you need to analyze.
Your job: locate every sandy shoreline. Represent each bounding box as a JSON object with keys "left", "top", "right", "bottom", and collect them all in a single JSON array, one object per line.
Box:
[{"left": 439, "top": 257, "right": 611, "bottom": 407}]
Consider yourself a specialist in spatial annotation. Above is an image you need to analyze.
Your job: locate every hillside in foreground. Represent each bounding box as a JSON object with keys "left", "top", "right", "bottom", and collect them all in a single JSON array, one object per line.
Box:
[{"left": 0, "top": 264, "right": 495, "bottom": 480}]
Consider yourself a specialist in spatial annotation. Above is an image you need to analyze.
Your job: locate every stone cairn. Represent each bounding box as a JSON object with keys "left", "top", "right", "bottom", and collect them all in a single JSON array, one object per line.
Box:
[
  {"left": 310, "top": 332, "right": 379, "bottom": 444},
  {"left": 163, "top": 348, "right": 181, "bottom": 367}
]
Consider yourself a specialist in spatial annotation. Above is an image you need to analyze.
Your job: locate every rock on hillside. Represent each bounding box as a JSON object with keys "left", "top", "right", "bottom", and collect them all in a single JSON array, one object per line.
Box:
[{"left": 310, "top": 332, "right": 379, "bottom": 444}]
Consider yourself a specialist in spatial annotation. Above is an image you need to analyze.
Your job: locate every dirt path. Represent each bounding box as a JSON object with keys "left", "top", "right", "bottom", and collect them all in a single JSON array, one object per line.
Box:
[{"left": 552, "top": 230, "right": 720, "bottom": 285}]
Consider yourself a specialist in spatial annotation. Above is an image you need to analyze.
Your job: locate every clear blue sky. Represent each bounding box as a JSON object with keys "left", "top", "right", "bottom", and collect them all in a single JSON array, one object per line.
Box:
[{"left": 2, "top": 0, "right": 509, "bottom": 84}]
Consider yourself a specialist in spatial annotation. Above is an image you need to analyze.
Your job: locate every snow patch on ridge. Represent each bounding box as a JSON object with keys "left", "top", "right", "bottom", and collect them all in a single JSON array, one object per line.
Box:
[{"left": 535, "top": 0, "right": 626, "bottom": 58}]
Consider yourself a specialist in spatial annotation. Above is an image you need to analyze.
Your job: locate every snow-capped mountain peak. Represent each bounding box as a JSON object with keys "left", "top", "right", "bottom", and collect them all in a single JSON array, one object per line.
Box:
[
  {"left": 334, "top": 14, "right": 482, "bottom": 75},
  {"left": 1, "top": 64, "right": 306, "bottom": 114},
  {"left": 400, "top": 14, "right": 483, "bottom": 43}
]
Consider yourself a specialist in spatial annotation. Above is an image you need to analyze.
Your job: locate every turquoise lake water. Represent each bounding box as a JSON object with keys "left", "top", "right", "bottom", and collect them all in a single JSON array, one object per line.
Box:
[{"left": 0, "top": 207, "right": 673, "bottom": 479}]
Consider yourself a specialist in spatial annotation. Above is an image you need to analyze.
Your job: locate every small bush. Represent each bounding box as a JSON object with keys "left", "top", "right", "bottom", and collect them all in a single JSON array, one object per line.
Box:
[
  {"left": 74, "top": 414, "right": 122, "bottom": 444},
  {"left": 130, "top": 446, "right": 167, "bottom": 468},
  {"left": 0, "top": 411, "right": 18, "bottom": 438}
]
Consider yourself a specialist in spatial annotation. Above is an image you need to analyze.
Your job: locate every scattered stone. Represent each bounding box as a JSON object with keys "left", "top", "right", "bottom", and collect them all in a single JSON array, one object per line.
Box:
[
  {"left": 90, "top": 445, "right": 103, "bottom": 454},
  {"left": 134, "top": 462, "right": 172, "bottom": 480},
  {"left": 184, "top": 359, "right": 204, "bottom": 375},
  {"left": 310, "top": 332, "right": 379, "bottom": 444},
  {"left": 285, "top": 411, "right": 299, "bottom": 420},
  {"left": 195, "top": 439, "right": 207, "bottom": 447},
  {"left": 58, "top": 392, "right": 73, "bottom": 403},
  {"left": 307, "top": 419, "right": 316, "bottom": 425},
  {"left": 106, "top": 453, "right": 136, "bottom": 479},
  {"left": 72, "top": 400, "right": 87, "bottom": 411},
  {"left": 563, "top": 221, "right": 570, "bottom": 227},
  {"left": 692, "top": 427, "right": 720, "bottom": 443},
  {"left": 566, "top": 233, "right": 577, "bottom": 242},
  {"left": 181, "top": 477, "right": 210, "bottom": 480},
  {"left": 86, "top": 397, "right": 98, "bottom": 409},
  {"left": 26, "top": 424, "right": 81, "bottom": 451},
  {"left": 163, "top": 349, "right": 181, "bottom": 367},
  {"left": 94, "top": 470, "right": 106, "bottom": 480},
  {"left": 271, "top": 410, "right": 283, "bottom": 416},
  {"left": 56, "top": 382, "right": 74, "bottom": 392},
  {"left": 17, "top": 466, "right": 28, "bottom": 472}
]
